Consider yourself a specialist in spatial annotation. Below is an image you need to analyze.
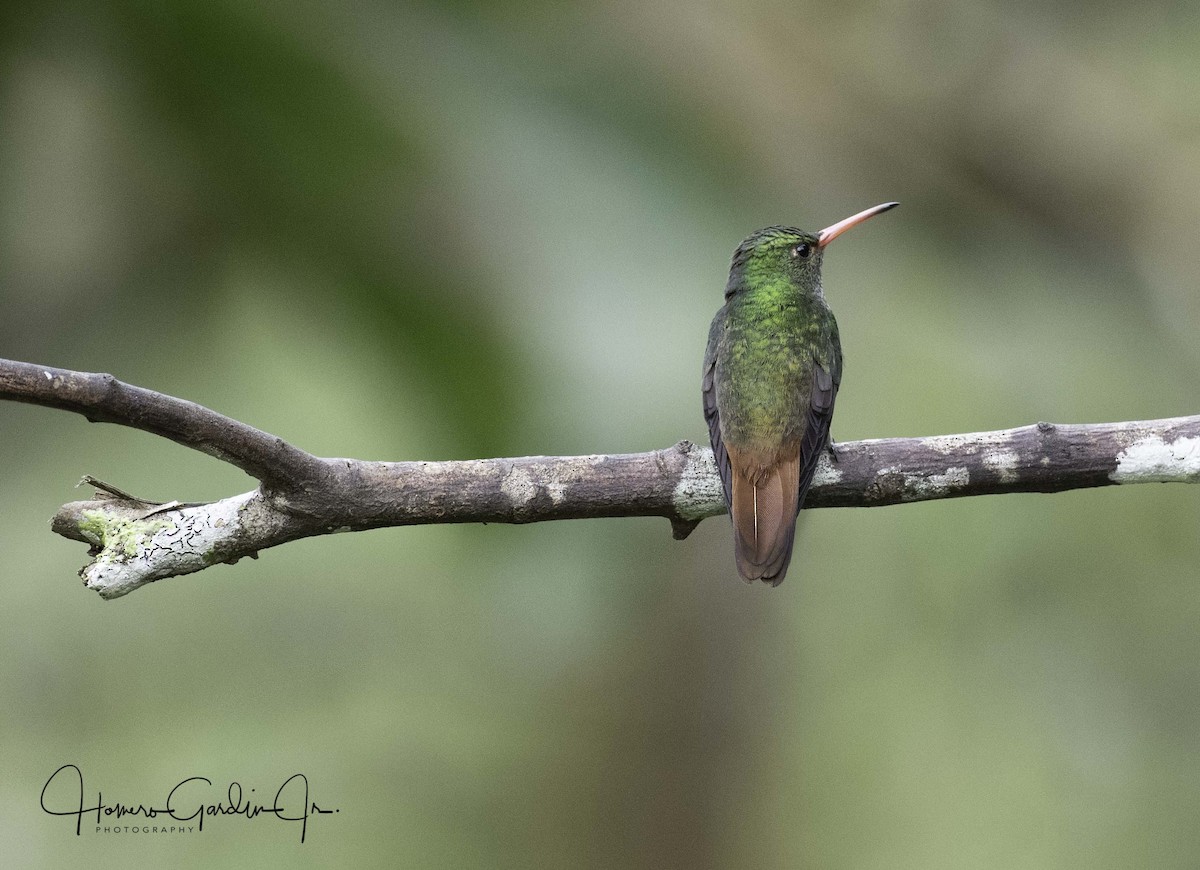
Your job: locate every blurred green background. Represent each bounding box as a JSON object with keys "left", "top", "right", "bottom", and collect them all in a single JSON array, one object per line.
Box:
[{"left": 3, "top": 0, "right": 1199, "bottom": 866}]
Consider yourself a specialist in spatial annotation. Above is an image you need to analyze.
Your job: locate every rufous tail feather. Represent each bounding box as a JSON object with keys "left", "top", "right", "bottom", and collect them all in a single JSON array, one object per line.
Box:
[{"left": 727, "top": 448, "right": 801, "bottom": 586}]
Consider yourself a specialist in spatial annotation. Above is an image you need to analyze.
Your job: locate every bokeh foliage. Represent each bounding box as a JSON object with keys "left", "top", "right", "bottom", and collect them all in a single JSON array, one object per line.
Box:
[{"left": 2, "top": 1, "right": 1199, "bottom": 866}]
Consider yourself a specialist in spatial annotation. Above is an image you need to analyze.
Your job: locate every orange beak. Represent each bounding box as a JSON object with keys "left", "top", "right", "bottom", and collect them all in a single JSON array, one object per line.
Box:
[{"left": 817, "top": 202, "right": 899, "bottom": 248}]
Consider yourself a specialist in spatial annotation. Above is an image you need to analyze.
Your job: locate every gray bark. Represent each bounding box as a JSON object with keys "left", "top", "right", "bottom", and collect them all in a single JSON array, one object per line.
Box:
[{"left": 3, "top": 359, "right": 1197, "bottom": 599}]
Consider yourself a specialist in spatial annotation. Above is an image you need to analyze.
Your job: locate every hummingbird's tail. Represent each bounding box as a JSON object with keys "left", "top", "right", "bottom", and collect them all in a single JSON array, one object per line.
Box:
[{"left": 727, "top": 450, "right": 801, "bottom": 586}]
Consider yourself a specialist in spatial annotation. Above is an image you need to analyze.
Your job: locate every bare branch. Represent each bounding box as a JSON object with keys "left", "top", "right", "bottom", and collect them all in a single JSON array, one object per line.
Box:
[
  {"left": 2, "top": 358, "right": 1197, "bottom": 599},
  {"left": 0, "top": 359, "right": 330, "bottom": 491}
]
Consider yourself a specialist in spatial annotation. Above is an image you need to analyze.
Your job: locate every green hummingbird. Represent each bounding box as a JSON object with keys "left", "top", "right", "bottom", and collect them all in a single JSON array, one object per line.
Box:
[{"left": 702, "top": 202, "right": 898, "bottom": 585}]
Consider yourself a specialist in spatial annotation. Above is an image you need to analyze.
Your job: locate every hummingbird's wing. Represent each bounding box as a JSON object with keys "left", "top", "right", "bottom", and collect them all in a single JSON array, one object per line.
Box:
[
  {"left": 794, "top": 343, "right": 842, "bottom": 515},
  {"left": 702, "top": 316, "right": 733, "bottom": 506}
]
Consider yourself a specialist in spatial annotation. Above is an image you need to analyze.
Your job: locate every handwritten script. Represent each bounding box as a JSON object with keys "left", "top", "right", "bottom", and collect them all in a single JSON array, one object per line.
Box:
[{"left": 40, "top": 764, "right": 337, "bottom": 843}]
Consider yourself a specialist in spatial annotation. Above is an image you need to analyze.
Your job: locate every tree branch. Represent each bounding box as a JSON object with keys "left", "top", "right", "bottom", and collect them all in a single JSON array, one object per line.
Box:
[
  {"left": 0, "top": 359, "right": 330, "bottom": 492},
  {"left": 3, "top": 358, "right": 1197, "bottom": 599}
]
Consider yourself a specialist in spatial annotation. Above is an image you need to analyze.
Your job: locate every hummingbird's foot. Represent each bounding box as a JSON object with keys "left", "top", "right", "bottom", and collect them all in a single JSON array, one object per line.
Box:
[{"left": 826, "top": 439, "right": 840, "bottom": 464}]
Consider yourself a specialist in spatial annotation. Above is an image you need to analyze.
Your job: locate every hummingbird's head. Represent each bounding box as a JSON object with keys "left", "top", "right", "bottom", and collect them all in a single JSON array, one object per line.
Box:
[
  {"left": 725, "top": 227, "right": 823, "bottom": 300},
  {"left": 725, "top": 203, "right": 899, "bottom": 300}
]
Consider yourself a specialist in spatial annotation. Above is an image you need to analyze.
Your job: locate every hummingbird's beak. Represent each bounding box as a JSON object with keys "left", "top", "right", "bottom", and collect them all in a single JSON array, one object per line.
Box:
[{"left": 817, "top": 202, "right": 899, "bottom": 248}]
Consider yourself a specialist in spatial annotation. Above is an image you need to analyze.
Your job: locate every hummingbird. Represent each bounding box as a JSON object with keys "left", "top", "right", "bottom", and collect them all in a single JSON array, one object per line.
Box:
[{"left": 702, "top": 202, "right": 898, "bottom": 585}]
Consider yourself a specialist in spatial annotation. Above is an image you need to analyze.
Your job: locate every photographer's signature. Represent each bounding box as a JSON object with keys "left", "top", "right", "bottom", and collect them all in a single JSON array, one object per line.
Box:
[{"left": 41, "top": 764, "right": 337, "bottom": 842}]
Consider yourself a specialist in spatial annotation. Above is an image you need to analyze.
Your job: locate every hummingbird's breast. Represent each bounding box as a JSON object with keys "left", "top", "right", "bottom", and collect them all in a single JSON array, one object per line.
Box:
[{"left": 716, "top": 290, "right": 835, "bottom": 454}]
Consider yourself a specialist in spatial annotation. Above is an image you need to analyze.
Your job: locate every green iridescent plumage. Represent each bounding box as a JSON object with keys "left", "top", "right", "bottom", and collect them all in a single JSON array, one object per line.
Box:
[{"left": 703, "top": 205, "right": 896, "bottom": 585}]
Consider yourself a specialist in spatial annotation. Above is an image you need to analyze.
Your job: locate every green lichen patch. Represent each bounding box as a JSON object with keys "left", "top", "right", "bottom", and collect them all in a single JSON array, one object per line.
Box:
[{"left": 79, "top": 510, "right": 174, "bottom": 561}]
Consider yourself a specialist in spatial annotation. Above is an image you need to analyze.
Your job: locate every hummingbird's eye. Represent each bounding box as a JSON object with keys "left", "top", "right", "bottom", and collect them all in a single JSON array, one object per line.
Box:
[{"left": 792, "top": 243, "right": 812, "bottom": 259}]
